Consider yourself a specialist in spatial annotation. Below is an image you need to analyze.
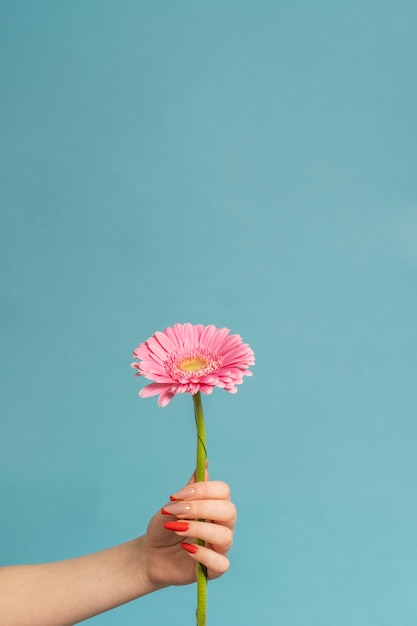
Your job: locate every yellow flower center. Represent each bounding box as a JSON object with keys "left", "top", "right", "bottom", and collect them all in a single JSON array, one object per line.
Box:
[{"left": 178, "top": 356, "right": 208, "bottom": 372}]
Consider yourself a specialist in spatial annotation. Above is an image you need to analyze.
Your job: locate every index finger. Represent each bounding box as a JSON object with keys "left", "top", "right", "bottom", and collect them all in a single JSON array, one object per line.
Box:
[{"left": 170, "top": 480, "right": 231, "bottom": 502}]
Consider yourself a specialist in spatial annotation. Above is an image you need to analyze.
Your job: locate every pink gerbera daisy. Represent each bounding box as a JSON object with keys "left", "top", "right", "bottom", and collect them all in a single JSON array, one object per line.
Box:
[{"left": 131, "top": 322, "right": 255, "bottom": 407}]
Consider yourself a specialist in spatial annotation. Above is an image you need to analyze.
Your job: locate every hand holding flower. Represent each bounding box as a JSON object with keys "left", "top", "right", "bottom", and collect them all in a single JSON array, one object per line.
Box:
[
  {"left": 0, "top": 474, "right": 236, "bottom": 626},
  {"left": 145, "top": 478, "right": 236, "bottom": 589}
]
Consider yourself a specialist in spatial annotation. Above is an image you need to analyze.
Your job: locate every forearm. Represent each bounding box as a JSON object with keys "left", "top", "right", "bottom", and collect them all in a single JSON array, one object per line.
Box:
[{"left": 0, "top": 536, "right": 158, "bottom": 626}]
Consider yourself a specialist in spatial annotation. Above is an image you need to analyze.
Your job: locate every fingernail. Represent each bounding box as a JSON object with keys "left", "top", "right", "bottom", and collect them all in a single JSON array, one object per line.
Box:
[
  {"left": 163, "top": 521, "right": 190, "bottom": 532},
  {"left": 161, "top": 502, "right": 191, "bottom": 516},
  {"left": 181, "top": 542, "right": 198, "bottom": 554},
  {"left": 170, "top": 486, "right": 196, "bottom": 501}
]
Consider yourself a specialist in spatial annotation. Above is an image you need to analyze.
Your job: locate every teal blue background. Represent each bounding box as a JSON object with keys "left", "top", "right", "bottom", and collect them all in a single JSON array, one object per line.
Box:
[{"left": 1, "top": 2, "right": 417, "bottom": 624}]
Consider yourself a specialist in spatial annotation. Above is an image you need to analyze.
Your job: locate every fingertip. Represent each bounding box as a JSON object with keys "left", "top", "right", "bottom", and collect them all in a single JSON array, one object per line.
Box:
[{"left": 180, "top": 542, "right": 198, "bottom": 555}]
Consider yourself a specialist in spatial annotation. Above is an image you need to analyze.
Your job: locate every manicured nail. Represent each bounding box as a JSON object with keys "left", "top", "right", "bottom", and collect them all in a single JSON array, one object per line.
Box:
[
  {"left": 161, "top": 502, "right": 191, "bottom": 516},
  {"left": 181, "top": 542, "right": 198, "bottom": 554},
  {"left": 170, "top": 486, "right": 196, "bottom": 501},
  {"left": 163, "top": 521, "right": 190, "bottom": 532}
]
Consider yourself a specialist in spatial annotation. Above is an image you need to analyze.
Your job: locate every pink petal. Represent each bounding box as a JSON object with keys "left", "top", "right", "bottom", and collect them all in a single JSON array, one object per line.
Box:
[
  {"left": 199, "top": 384, "right": 215, "bottom": 395},
  {"left": 207, "top": 326, "right": 230, "bottom": 351},
  {"left": 152, "top": 332, "right": 176, "bottom": 356},
  {"left": 133, "top": 344, "right": 153, "bottom": 360},
  {"left": 182, "top": 322, "right": 197, "bottom": 349},
  {"left": 217, "top": 337, "right": 242, "bottom": 355},
  {"left": 221, "top": 344, "right": 254, "bottom": 363},
  {"left": 162, "top": 325, "right": 180, "bottom": 351},
  {"left": 139, "top": 382, "right": 171, "bottom": 398},
  {"left": 157, "top": 389, "right": 175, "bottom": 407},
  {"left": 199, "top": 374, "right": 220, "bottom": 384},
  {"left": 170, "top": 384, "right": 188, "bottom": 394},
  {"left": 199, "top": 324, "right": 217, "bottom": 346}
]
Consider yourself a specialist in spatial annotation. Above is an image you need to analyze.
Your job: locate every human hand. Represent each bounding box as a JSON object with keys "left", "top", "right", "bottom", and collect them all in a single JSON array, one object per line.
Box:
[
  {"left": 0, "top": 474, "right": 235, "bottom": 625},
  {"left": 144, "top": 475, "right": 236, "bottom": 590}
]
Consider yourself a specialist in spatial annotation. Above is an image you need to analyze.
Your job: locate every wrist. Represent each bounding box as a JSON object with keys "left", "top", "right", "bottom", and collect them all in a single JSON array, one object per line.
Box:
[{"left": 129, "top": 535, "right": 162, "bottom": 597}]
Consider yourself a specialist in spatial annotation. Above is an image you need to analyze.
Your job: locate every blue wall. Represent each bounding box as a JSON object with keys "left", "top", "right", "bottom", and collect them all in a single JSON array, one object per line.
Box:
[{"left": 1, "top": 2, "right": 416, "bottom": 624}]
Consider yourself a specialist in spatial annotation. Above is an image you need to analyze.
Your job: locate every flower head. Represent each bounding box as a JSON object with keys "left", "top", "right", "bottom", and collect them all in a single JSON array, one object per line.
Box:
[{"left": 132, "top": 323, "right": 255, "bottom": 407}]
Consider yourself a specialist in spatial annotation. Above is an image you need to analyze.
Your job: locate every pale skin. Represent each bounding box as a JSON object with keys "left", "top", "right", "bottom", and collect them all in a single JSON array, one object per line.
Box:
[{"left": 0, "top": 477, "right": 236, "bottom": 626}]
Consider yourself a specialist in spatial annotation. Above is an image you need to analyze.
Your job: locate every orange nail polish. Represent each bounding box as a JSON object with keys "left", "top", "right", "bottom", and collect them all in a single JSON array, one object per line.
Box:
[
  {"left": 161, "top": 502, "right": 191, "bottom": 516},
  {"left": 181, "top": 542, "right": 198, "bottom": 554},
  {"left": 170, "top": 486, "right": 196, "bottom": 501},
  {"left": 164, "top": 521, "right": 189, "bottom": 531}
]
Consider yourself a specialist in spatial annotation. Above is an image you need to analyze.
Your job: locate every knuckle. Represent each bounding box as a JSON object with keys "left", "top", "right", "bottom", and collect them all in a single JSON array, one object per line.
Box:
[
  {"left": 213, "top": 526, "right": 233, "bottom": 551},
  {"left": 222, "top": 528, "right": 234, "bottom": 552},
  {"left": 221, "top": 481, "right": 231, "bottom": 500},
  {"left": 218, "top": 557, "right": 230, "bottom": 575},
  {"left": 226, "top": 501, "right": 237, "bottom": 524}
]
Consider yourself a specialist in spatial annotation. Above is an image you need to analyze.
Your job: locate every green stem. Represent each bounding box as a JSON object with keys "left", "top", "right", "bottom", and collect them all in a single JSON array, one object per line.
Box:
[{"left": 192, "top": 391, "right": 207, "bottom": 626}]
